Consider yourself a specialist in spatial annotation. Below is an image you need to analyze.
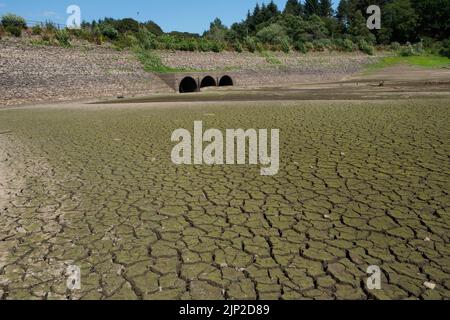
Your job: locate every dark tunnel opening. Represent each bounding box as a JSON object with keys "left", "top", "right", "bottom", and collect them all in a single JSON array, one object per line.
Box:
[
  {"left": 219, "top": 75, "right": 234, "bottom": 87},
  {"left": 200, "top": 76, "right": 217, "bottom": 89},
  {"left": 179, "top": 77, "right": 198, "bottom": 93}
]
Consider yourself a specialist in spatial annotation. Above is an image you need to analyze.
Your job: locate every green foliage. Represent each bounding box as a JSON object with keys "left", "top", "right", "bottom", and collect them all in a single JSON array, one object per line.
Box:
[
  {"left": 135, "top": 29, "right": 156, "bottom": 50},
  {"left": 204, "top": 18, "right": 228, "bottom": 42},
  {"left": 294, "top": 40, "right": 308, "bottom": 53},
  {"left": 261, "top": 51, "right": 282, "bottom": 65},
  {"left": 283, "top": 0, "right": 302, "bottom": 16},
  {"left": 341, "top": 38, "right": 357, "bottom": 52},
  {"left": 411, "top": 0, "right": 450, "bottom": 40},
  {"left": 31, "top": 25, "right": 43, "bottom": 35},
  {"left": 5, "top": 25, "right": 22, "bottom": 37},
  {"left": 398, "top": 41, "right": 425, "bottom": 57},
  {"left": 319, "top": 0, "right": 334, "bottom": 17},
  {"left": 55, "top": 29, "right": 71, "bottom": 47},
  {"left": 304, "top": 0, "right": 320, "bottom": 16},
  {"left": 256, "top": 23, "right": 289, "bottom": 46},
  {"left": 244, "top": 36, "right": 263, "bottom": 53},
  {"left": 2, "top": 0, "right": 445, "bottom": 55},
  {"left": 134, "top": 48, "right": 184, "bottom": 73},
  {"left": 142, "top": 21, "right": 163, "bottom": 36},
  {"left": 114, "top": 34, "right": 137, "bottom": 50},
  {"left": 390, "top": 42, "right": 401, "bottom": 51},
  {"left": 101, "top": 25, "right": 119, "bottom": 40},
  {"left": 116, "top": 18, "right": 140, "bottom": 34},
  {"left": 380, "top": 0, "right": 419, "bottom": 44},
  {"left": 280, "top": 38, "right": 291, "bottom": 53},
  {"left": 366, "top": 54, "right": 450, "bottom": 72},
  {"left": 439, "top": 39, "right": 450, "bottom": 58},
  {"left": 233, "top": 40, "right": 243, "bottom": 53},
  {"left": 44, "top": 21, "right": 58, "bottom": 32},
  {"left": 1, "top": 13, "right": 26, "bottom": 29},
  {"left": 358, "top": 39, "right": 374, "bottom": 55}
]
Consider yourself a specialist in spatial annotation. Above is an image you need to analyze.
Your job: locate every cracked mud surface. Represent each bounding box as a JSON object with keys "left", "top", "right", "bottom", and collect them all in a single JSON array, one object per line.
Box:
[{"left": 0, "top": 99, "right": 449, "bottom": 300}]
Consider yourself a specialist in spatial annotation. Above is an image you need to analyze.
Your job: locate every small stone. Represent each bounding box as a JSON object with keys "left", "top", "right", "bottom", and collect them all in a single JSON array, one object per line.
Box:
[
  {"left": 340, "top": 152, "right": 346, "bottom": 156},
  {"left": 424, "top": 237, "right": 431, "bottom": 242},
  {"left": 424, "top": 282, "right": 436, "bottom": 290}
]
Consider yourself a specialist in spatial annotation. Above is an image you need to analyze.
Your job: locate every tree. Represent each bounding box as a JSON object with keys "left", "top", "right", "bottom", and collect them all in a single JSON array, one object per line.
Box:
[
  {"left": 256, "top": 23, "right": 289, "bottom": 45},
  {"left": 116, "top": 18, "right": 140, "bottom": 34},
  {"left": 411, "top": 0, "right": 450, "bottom": 40},
  {"left": 319, "top": 0, "right": 334, "bottom": 17},
  {"left": 381, "top": 0, "right": 419, "bottom": 43},
  {"left": 142, "top": 21, "right": 163, "bottom": 36},
  {"left": 204, "top": 18, "right": 228, "bottom": 42},
  {"left": 304, "top": 0, "right": 320, "bottom": 16},
  {"left": 284, "top": 0, "right": 301, "bottom": 16},
  {"left": 348, "top": 10, "right": 371, "bottom": 39}
]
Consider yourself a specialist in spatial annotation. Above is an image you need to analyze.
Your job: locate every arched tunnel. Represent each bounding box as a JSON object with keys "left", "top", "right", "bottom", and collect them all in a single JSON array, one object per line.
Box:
[
  {"left": 178, "top": 75, "right": 234, "bottom": 93},
  {"left": 219, "top": 75, "right": 234, "bottom": 87},
  {"left": 200, "top": 76, "right": 217, "bottom": 89},
  {"left": 179, "top": 77, "right": 198, "bottom": 93}
]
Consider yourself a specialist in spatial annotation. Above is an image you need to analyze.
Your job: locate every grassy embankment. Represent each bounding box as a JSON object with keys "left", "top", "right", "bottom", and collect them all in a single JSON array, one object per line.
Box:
[{"left": 366, "top": 54, "right": 450, "bottom": 73}]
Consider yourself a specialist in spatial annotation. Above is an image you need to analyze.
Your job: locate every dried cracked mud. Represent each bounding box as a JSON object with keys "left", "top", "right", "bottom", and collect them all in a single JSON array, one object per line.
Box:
[{"left": 0, "top": 99, "right": 449, "bottom": 300}]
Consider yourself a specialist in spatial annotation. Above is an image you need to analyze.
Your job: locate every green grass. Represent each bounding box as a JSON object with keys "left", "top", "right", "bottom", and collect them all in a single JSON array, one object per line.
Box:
[
  {"left": 366, "top": 54, "right": 450, "bottom": 73},
  {"left": 134, "top": 48, "right": 184, "bottom": 73},
  {"left": 261, "top": 51, "right": 282, "bottom": 65}
]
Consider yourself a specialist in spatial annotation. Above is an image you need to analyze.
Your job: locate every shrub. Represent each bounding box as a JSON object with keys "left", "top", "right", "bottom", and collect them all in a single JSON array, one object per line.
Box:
[
  {"left": 135, "top": 29, "right": 156, "bottom": 50},
  {"left": 0, "top": 25, "right": 4, "bottom": 39},
  {"left": 440, "top": 39, "right": 450, "bottom": 58},
  {"left": 294, "top": 41, "right": 308, "bottom": 53},
  {"left": 244, "top": 36, "right": 263, "bottom": 53},
  {"left": 91, "top": 26, "right": 104, "bottom": 45},
  {"left": 55, "top": 29, "right": 71, "bottom": 47},
  {"left": 101, "top": 25, "right": 119, "bottom": 40},
  {"left": 233, "top": 40, "right": 243, "bottom": 53},
  {"left": 5, "top": 25, "right": 22, "bottom": 37},
  {"left": 116, "top": 18, "right": 140, "bottom": 34},
  {"left": 341, "top": 38, "right": 357, "bottom": 52},
  {"left": 280, "top": 38, "right": 291, "bottom": 53},
  {"left": 400, "top": 43, "right": 415, "bottom": 56},
  {"left": 44, "top": 21, "right": 57, "bottom": 32},
  {"left": 178, "top": 38, "right": 198, "bottom": 51},
  {"left": 210, "top": 40, "right": 225, "bottom": 53},
  {"left": 412, "top": 41, "right": 424, "bottom": 55},
  {"left": 256, "top": 24, "right": 290, "bottom": 47},
  {"left": 113, "top": 34, "right": 136, "bottom": 49},
  {"left": 303, "top": 41, "right": 314, "bottom": 52},
  {"left": 390, "top": 42, "right": 401, "bottom": 51},
  {"left": 31, "top": 25, "right": 43, "bottom": 35},
  {"left": 1, "top": 14, "right": 26, "bottom": 29},
  {"left": 399, "top": 42, "right": 424, "bottom": 57},
  {"left": 358, "top": 39, "right": 374, "bottom": 55}
]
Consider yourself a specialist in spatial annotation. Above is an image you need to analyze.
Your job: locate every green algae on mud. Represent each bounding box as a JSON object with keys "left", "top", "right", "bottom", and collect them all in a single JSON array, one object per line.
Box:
[{"left": 0, "top": 99, "right": 449, "bottom": 300}]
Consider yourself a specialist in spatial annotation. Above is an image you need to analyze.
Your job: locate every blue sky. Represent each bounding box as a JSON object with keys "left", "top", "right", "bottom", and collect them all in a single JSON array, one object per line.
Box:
[{"left": 0, "top": 0, "right": 338, "bottom": 34}]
